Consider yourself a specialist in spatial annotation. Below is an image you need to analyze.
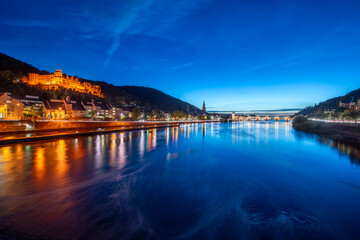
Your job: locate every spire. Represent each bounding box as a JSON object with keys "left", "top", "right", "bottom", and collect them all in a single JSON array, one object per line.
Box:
[{"left": 202, "top": 100, "right": 206, "bottom": 112}]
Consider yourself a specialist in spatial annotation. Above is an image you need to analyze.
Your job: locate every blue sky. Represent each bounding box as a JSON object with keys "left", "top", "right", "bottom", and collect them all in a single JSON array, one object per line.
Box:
[{"left": 1, "top": 0, "right": 360, "bottom": 110}]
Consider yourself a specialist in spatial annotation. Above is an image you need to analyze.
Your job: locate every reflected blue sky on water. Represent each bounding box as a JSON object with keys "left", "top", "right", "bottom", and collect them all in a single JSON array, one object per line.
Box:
[{"left": 0, "top": 122, "right": 360, "bottom": 239}]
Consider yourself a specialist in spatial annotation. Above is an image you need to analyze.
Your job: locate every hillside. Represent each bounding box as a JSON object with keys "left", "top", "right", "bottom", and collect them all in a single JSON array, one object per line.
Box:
[
  {"left": 298, "top": 88, "right": 360, "bottom": 116},
  {"left": 0, "top": 52, "right": 200, "bottom": 114}
]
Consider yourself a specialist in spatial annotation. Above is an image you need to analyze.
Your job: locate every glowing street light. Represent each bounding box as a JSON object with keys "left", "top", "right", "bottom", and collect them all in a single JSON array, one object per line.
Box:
[
  {"left": 17, "top": 103, "right": 20, "bottom": 120},
  {"left": 4, "top": 104, "right": 7, "bottom": 120}
]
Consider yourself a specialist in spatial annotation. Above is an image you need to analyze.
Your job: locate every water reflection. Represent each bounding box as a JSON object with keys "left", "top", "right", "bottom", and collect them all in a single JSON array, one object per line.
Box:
[
  {"left": 34, "top": 147, "right": 46, "bottom": 182},
  {"left": 316, "top": 136, "right": 360, "bottom": 165},
  {"left": 0, "top": 122, "right": 359, "bottom": 197},
  {"left": 0, "top": 122, "right": 359, "bottom": 239},
  {"left": 293, "top": 130, "right": 360, "bottom": 165}
]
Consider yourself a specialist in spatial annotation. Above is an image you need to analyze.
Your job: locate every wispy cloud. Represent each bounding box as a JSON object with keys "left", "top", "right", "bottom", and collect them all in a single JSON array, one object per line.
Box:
[
  {"left": 0, "top": 19, "right": 58, "bottom": 28},
  {"left": 63, "top": 0, "right": 209, "bottom": 66},
  {"left": 169, "top": 62, "right": 194, "bottom": 70}
]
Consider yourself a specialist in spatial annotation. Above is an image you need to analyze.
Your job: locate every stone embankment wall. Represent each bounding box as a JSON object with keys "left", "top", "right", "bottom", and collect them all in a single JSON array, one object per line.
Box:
[
  {"left": 0, "top": 121, "right": 28, "bottom": 132},
  {"left": 0, "top": 120, "right": 217, "bottom": 133},
  {"left": 34, "top": 120, "right": 132, "bottom": 130},
  {"left": 0, "top": 120, "right": 179, "bottom": 133},
  {"left": 0, "top": 120, "right": 137, "bottom": 132}
]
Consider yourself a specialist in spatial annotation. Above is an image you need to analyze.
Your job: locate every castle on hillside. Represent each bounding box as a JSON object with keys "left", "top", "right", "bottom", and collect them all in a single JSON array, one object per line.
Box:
[{"left": 21, "top": 69, "right": 103, "bottom": 97}]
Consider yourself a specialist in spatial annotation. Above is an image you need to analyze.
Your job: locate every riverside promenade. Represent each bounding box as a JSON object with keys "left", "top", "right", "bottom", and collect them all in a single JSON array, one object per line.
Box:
[
  {"left": 309, "top": 118, "right": 360, "bottom": 124},
  {"left": 0, "top": 120, "right": 219, "bottom": 145},
  {"left": 293, "top": 117, "right": 360, "bottom": 147}
]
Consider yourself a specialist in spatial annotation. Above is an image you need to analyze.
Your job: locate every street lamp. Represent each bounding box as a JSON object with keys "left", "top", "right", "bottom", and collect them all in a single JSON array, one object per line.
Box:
[{"left": 17, "top": 103, "right": 20, "bottom": 121}]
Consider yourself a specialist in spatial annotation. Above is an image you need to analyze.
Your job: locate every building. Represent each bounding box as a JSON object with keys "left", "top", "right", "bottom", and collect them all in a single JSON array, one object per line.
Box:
[
  {"left": 232, "top": 112, "right": 236, "bottom": 120},
  {"left": 0, "top": 93, "right": 24, "bottom": 120},
  {"left": 160, "top": 111, "right": 171, "bottom": 120},
  {"left": 324, "top": 109, "right": 336, "bottom": 114},
  {"left": 43, "top": 99, "right": 66, "bottom": 119},
  {"left": 0, "top": 91, "right": 125, "bottom": 120},
  {"left": 19, "top": 95, "right": 45, "bottom": 117},
  {"left": 63, "top": 97, "right": 87, "bottom": 119},
  {"left": 339, "top": 97, "right": 357, "bottom": 109},
  {"left": 121, "top": 106, "right": 135, "bottom": 119},
  {"left": 21, "top": 69, "right": 103, "bottom": 97},
  {"left": 80, "top": 101, "right": 117, "bottom": 119},
  {"left": 202, "top": 101, "right": 206, "bottom": 112},
  {"left": 109, "top": 105, "right": 126, "bottom": 120},
  {"left": 93, "top": 102, "right": 114, "bottom": 119},
  {"left": 82, "top": 101, "right": 96, "bottom": 118}
]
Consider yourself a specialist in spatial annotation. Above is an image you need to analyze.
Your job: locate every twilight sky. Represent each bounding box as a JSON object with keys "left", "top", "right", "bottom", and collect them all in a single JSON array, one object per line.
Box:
[{"left": 1, "top": 0, "right": 360, "bottom": 110}]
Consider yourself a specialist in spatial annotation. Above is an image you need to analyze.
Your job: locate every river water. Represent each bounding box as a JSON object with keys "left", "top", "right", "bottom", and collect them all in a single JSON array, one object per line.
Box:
[{"left": 0, "top": 121, "right": 360, "bottom": 240}]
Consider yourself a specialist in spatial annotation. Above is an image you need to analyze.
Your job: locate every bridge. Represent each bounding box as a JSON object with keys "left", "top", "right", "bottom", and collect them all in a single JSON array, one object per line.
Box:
[
  {"left": 207, "top": 109, "right": 299, "bottom": 122},
  {"left": 233, "top": 116, "right": 292, "bottom": 122}
]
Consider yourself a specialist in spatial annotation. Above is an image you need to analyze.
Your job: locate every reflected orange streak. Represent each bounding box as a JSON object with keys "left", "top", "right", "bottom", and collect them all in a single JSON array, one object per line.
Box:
[
  {"left": 175, "top": 127, "right": 178, "bottom": 144},
  {"left": 34, "top": 147, "right": 46, "bottom": 181},
  {"left": 56, "top": 140, "right": 69, "bottom": 179},
  {"left": 172, "top": 127, "right": 175, "bottom": 142},
  {"left": 148, "top": 131, "right": 152, "bottom": 152},
  {"left": 188, "top": 124, "right": 190, "bottom": 139},
  {"left": 0, "top": 147, "right": 15, "bottom": 177}
]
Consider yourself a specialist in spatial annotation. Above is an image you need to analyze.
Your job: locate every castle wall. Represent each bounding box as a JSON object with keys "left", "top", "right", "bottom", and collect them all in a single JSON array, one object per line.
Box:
[
  {"left": 38, "top": 74, "right": 53, "bottom": 84},
  {"left": 22, "top": 69, "right": 102, "bottom": 97}
]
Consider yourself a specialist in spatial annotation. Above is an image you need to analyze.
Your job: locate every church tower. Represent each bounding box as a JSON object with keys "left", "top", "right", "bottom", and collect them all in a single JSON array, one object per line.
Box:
[{"left": 202, "top": 101, "right": 206, "bottom": 112}]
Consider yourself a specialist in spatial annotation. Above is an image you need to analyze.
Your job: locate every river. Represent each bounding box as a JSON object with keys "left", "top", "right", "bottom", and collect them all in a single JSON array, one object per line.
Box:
[{"left": 0, "top": 121, "right": 359, "bottom": 239}]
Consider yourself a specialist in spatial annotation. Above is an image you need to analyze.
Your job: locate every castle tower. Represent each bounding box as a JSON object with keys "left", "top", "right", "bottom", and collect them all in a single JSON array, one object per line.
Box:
[
  {"left": 202, "top": 101, "right": 206, "bottom": 112},
  {"left": 54, "top": 69, "right": 63, "bottom": 84},
  {"left": 28, "top": 73, "right": 39, "bottom": 85}
]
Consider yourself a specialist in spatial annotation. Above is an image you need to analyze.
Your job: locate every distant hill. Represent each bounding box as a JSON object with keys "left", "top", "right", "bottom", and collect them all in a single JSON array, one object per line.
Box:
[
  {"left": 0, "top": 52, "right": 200, "bottom": 114},
  {"left": 299, "top": 88, "right": 360, "bottom": 116}
]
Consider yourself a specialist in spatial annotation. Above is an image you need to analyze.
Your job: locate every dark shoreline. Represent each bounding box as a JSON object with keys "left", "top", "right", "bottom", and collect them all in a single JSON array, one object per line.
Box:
[{"left": 292, "top": 118, "right": 360, "bottom": 148}]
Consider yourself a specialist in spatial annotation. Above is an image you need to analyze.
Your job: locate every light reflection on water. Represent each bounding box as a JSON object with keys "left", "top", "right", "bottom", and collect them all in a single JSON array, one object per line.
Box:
[{"left": 0, "top": 121, "right": 359, "bottom": 239}]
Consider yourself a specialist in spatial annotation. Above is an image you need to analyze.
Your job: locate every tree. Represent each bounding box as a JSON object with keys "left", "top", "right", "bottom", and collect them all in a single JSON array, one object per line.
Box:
[
  {"left": 330, "top": 112, "right": 340, "bottom": 121},
  {"left": 315, "top": 112, "right": 328, "bottom": 121},
  {"left": 343, "top": 109, "right": 360, "bottom": 124},
  {"left": 132, "top": 107, "right": 142, "bottom": 120},
  {"left": 23, "top": 106, "right": 44, "bottom": 120},
  {"left": 147, "top": 109, "right": 161, "bottom": 120},
  {"left": 171, "top": 111, "right": 187, "bottom": 120},
  {"left": 333, "top": 107, "right": 346, "bottom": 122}
]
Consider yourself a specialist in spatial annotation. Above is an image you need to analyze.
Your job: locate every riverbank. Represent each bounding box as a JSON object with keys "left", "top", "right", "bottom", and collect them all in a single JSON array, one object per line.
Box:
[
  {"left": 292, "top": 117, "right": 360, "bottom": 147},
  {"left": 0, "top": 120, "right": 219, "bottom": 145}
]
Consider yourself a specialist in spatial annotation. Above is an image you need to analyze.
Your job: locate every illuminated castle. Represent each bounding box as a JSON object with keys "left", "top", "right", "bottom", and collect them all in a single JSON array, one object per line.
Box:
[{"left": 21, "top": 69, "right": 102, "bottom": 97}]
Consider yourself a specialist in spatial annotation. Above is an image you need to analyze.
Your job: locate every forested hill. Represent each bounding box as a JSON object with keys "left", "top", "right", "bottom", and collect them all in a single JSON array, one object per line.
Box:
[
  {"left": 80, "top": 78, "right": 199, "bottom": 113},
  {"left": 299, "top": 88, "right": 360, "bottom": 116},
  {"left": 0, "top": 52, "right": 200, "bottom": 114}
]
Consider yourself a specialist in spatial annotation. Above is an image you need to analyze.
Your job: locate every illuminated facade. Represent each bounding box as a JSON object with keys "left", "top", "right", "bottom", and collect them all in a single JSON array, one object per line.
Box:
[
  {"left": 0, "top": 93, "right": 25, "bottom": 120},
  {"left": 22, "top": 69, "right": 103, "bottom": 97},
  {"left": 43, "top": 99, "right": 66, "bottom": 119},
  {"left": 0, "top": 92, "right": 126, "bottom": 120},
  {"left": 82, "top": 101, "right": 120, "bottom": 119}
]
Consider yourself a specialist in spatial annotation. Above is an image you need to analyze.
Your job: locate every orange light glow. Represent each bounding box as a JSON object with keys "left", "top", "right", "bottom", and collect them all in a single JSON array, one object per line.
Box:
[
  {"left": 34, "top": 147, "right": 46, "bottom": 181},
  {"left": 22, "top": 69, "right": 103, "bottom": 97}
]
